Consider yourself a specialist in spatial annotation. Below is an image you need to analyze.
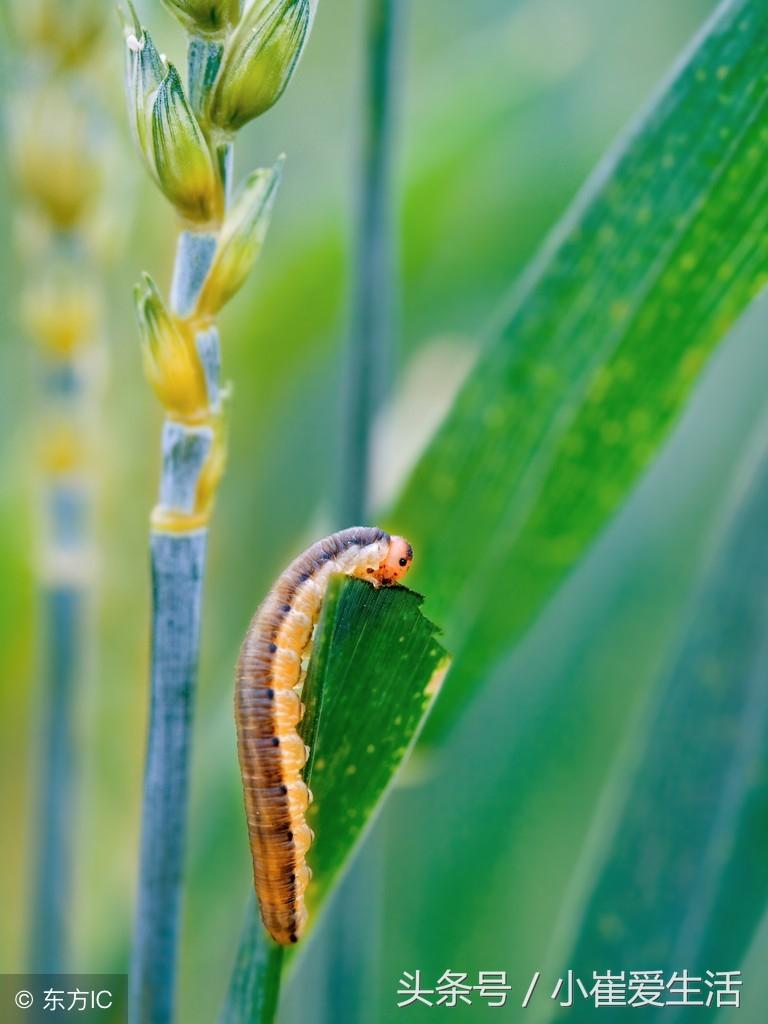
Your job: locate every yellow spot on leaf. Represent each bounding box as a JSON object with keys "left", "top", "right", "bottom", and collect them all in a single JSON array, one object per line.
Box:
[
  {"left": 563, "top": 433, "right": 585, "bottom": 457},
  {"left": 598, "top": 913, "right": 626, "bottom": 941},
  {"left": 483, "top": 405, "right": 506, "bottom": 429},
  {"left": 533, "top": 364, "right": 560, "bottom": 389},
  {"left": 610, "top": 300, "right": 630, "bottom": 323},
  {"left": 628, "top": 409, "right": 651, "bottom": 435},
  {"left": 588, "top": 367, "right": 613, "bottom": 403},
  {"left": 615, "top": 359, "right": 635, "bottom": 382},
  {"left": 600, "top": 421, "right": 622, "bottom": 446},
  {"left": 598, "top": 225, "right": 616, "bottom": 245},
  {"left": 679, "top": 347, "right": 707, "bottom": 380},
  {"left": 425, "top": 657, "right": 451, "bottom": 698}
]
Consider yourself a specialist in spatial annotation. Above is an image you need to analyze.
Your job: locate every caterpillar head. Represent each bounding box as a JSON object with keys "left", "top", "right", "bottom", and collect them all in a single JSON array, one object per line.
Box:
[{"left": 373, "top": 535, "right": 413, "bottom": 586}]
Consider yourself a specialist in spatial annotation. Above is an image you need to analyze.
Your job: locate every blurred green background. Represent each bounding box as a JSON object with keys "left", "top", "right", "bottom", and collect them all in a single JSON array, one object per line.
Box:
[{"left": 4, "top": 0, "right": 768, "bottom": 1020}]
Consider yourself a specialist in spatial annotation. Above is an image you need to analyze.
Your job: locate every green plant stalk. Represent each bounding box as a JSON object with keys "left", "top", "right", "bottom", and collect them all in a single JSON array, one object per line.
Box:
[
  {"left": 129, "top": 228, "right": 225, "bottom": 1024},
  {"left": 339, "top": 0, "right": 403, "bottom": 526},
  {"left": 28, "top": 407, "right": 88, "bottom": 970},
  {"left": 5, "top": 1, "right": 110, "bottom": 974},
  {"left": 11, "top": 94, "right": 105, "bottom": 971},
  {"left": 129, "top": 249, "right": 220, "bottom": 1024},
  {"left": 334, "top": 3, "right": 406, "bottom": 1019},
  {"left": 29, "top": 586, "right": 81, "bottom": 971},
  {"left": 126, "top": 0, "right": 310, "bottom": 1010},
  {"left": 220, "top": 905, "right": 284, "bottom": 1024},
  {"left": 129, "top": 529, "right": 208, "bottom": 1024}
]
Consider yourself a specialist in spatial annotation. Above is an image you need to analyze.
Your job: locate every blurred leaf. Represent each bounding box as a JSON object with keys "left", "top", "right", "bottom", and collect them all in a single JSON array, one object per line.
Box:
[
  {"left": 554, "top": 437, "right": 768, "bottom": 1018},
  {"left": 221, "top": 576, "right": 449, "bottom": 1021},
  {"left": 720, "top": 903, "right": 768, "bottom": 1023},
  {"left": 390, "top": 0, "right": 768, "bottom": 742}
]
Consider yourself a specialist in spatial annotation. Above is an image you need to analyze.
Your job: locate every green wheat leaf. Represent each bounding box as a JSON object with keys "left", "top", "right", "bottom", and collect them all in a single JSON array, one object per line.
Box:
[
  {"left": 390, "top": 0, "right": 768, "bottom": 743},
  {"left": 301, "top": 577, "right": 448, "bottom": 908}
]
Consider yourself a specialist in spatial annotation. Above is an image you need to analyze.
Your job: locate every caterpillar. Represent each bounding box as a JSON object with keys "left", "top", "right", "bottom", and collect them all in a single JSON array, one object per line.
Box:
[{"left": 235, "top": 526, "right": 414, "bottom": 945}]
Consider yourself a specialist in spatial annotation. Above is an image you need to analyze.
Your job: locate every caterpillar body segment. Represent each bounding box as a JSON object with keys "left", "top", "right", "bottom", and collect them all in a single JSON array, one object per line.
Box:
[{"left": 236, "top": 526, "right": 414, "bottom": 945}]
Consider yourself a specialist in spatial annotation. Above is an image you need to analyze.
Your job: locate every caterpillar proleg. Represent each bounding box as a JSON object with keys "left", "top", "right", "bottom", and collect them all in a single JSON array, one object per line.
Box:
[{"left": 236, "top": 526, "right": 414, "bottom": 945}]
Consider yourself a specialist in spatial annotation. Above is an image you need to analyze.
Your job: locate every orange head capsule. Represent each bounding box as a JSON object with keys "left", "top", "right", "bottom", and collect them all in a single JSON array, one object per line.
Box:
[{"left": 373, "top": 535, "right": 414, "bottom": 586}]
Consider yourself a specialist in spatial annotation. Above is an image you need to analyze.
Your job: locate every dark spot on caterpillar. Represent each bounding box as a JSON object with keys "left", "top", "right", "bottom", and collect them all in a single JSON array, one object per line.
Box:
[
  {"left": 266, "top": 688, "right": 275, "bottom": 700},
  {"left": 272, "top": 737, "right": 280, "bottom": 746},
  {"left": 399, "top": 557, "right": 408, "bottom": 566},
  {"left": 268, "top": 642, "right": 278, "bottom": 653},
  {"left": 290, "top": 934, "right": 298, "bottom": 944},
  {"left": 281, "top": 604, "right": 291, "bottom": 613},
  {"left": 289, "top": 872, "right": 295, "bottom": 882},
  {"left": 286, "top": 831, "right": 293, "bottom": 841},
  {"left": 367, "top": 567, "right": 374, "bottom": 574},
  {"left": 280, "top": 784, "right": 288, "bottom": 795},
  {"left": 297, "top": 571, "right": 310, "bottom": 583}
]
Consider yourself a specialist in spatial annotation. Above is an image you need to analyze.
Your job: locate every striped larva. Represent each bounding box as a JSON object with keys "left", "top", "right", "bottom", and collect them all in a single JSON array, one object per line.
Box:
[{"left": 236, "top": 526, "right": 414, "bottom": 945}]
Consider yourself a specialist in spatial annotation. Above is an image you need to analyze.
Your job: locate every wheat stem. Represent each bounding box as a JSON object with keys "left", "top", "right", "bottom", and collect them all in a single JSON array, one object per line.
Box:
[
  {"left": 329, "top": 2, "right": 405, "bottom": 1018},
  {"left": 28, "top": 584, "right": 82, "bottom": 971},
  {"left": 6, "top": 3, "right": 112, "bottom": 973},
  {"left": 122, "top": 2, "right": 318, "bottom": 1018},
  {"left": 220, "top": 906, "right": 284, "bottom": 1024},
  {"left": 129, "top": 213, "right": 220, "bottom": 1024},
  {"left": 130, "top": 529, "right": 208, "bottom": 1024},
  {"left": 339, "top": 0, "right": 404, "bottom": 526},
  {"left": 29, "top": 357, "right": 90, "bottom": 971}
]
